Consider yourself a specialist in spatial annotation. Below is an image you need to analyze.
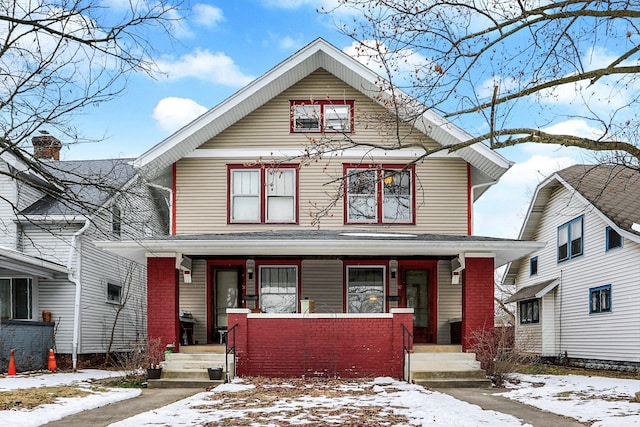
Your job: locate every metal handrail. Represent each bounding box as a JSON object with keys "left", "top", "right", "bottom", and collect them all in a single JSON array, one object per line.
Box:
[
  {"left": 401, "top": 323, "right": 413, "bottom": 383},
  {"left": 225, "top": 323, "right": 239, "bottom": 383}
]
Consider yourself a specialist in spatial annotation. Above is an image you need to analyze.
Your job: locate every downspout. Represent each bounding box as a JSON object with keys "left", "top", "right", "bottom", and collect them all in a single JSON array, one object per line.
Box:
[
  {"left": 147, "top": 182, "right": 173, "bottom": 235},
  {"left": 469, "top": 180, "right": 497, "bottom": 235},
  {"left": 67, "top": 218, "right": 91, "bottom": 371}
]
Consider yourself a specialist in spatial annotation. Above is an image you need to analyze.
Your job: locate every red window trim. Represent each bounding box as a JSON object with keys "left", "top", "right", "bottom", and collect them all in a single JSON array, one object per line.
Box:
[
  {"left": 227, "top": 164, "right": 299, "bottom": 225},
  {"left": 254, "top": 260, "right": 303, "bottom": 312},
  {"left": 289, "top": 100, "right": 355, "bottom": 133},
  {"left": 342, "top": 260, "right": 390, "bottom": 313},
  {"left": 343, "top": 164, "right": 416, "bottom": 225}
]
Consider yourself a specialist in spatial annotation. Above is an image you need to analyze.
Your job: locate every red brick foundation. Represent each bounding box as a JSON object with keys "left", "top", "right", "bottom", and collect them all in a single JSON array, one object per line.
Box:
[{"left": 228, "top": 309, "right": 413, "bottom": 378}]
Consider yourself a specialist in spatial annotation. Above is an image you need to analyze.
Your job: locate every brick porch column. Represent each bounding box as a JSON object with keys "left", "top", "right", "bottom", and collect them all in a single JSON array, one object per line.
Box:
[
  {"left": 147, "top": 257, "right": 180, "bottom": 350},
  {"left": 227, "top": 309, "right": 249, "bottom": 376},
  {"left": 461, "top": 256, "right": 495, "bottom": 351},
  {"left": 391, "top": 308, "right": 414, "bottom": 379}
]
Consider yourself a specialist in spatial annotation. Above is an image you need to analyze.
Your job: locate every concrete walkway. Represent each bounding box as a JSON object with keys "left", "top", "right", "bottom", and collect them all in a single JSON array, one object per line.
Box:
[
  {"left": 435, "top": 387, "right": 586, "bottom": 427},
  {"left": 42, "top": 388, "right": 200, "bottom": 427}
]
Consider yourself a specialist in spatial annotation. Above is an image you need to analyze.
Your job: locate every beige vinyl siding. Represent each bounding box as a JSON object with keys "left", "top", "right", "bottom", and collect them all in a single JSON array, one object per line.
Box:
[
  {"left": 301, "top": 259, "right": 343, "bottom": 313},
  {"left": 175, "top": 69, "right": 469, "bottom": 234},
  {"left": 436, "top": 260, "right": 461, "bottom": 344},
  {"left": 179, "top": 259, "right": 208, "bottom": 345},
  {"left": 513, "top": 185, "right": 640, "bottom": 362}
]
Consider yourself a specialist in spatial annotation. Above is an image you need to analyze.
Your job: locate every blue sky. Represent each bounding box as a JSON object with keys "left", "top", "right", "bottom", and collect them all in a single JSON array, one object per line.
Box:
[{"left": 61, "top": 0, "right": 598, "bottom": 239}]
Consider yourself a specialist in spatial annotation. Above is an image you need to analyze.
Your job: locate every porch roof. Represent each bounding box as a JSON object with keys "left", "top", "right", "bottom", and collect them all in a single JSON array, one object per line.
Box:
[
  {"left": 0, "top": 245, "right": 69, "bottom": 278},
  {"left": 95, "top": 230, "right": 544, "bottom": 268},
  {"left": 505, "top": 278, "right": 559, "bottom": 303}
]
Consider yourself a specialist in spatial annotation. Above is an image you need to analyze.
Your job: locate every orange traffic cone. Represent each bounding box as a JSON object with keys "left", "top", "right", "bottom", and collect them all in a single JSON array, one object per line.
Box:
[
  {"left": 47, "top": 348, "right": 57, "bottom": 372},
  {"left": 8, "top": 349, "right": 16, "bottom": 376}
]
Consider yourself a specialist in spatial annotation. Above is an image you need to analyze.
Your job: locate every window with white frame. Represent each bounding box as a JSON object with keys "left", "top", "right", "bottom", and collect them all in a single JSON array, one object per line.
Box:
[
  {"left": 107, "top": 282, "right": 122, "bottom": 304},
  {"left": 606, "top": 226, "right": 622, "bottom": 251},
  {"left": 346, "top": 166, "right": 413, "bottom": 224},
  {"left": 229, "top": 166, "right": 297, "bottom": 224},
  {"left": 347, "top": 266, "right": 385, "bottom": 313},
  {"left": 259, "top": 266, "right": 298, "bottom": 313},
  {"left": 590, "top": 284, "right": 611, "bottom": 314},
  {"left": 0, "top": 278, "right": 32, "bottom": 320},
  {"left": 558, "top": 216, "right": 583, "bottom": 262},
  {"left": 290, "top": 100, "right": 353, "bottom": 133},
  {"left": 519, "top": 299, "right": 539, "bottom": 324}
]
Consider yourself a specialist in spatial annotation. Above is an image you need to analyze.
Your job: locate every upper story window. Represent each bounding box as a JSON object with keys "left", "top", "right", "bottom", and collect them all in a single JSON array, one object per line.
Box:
[
  {"left": 345, "top": 165, "right": 414, "bottom": 224},
  {"left": 519, "top": 299, "right": 539, "bottom": 324},
  {"left": 290, "top": 100, "right": 354, "bottom": 133},
  {"left": 605, "top": 226, "right": 622, "bottom": 251},
  {"left": 558, "top": 216, "right": 583, "bottom": 262},
  {"left": 590, "top": 284, "right": 611, "bottom": 314},
  {"left": 0, "top": 278, "right": 32, "bottom": 320},
  {"left": 111, "top": 205, "right": 121, "bottom": 236},
  {"left": 529, "top": 256, "right": 538, "bottom": 276},
  {"left": 228, "top": 165, "right": 298, "bottom": 224}
]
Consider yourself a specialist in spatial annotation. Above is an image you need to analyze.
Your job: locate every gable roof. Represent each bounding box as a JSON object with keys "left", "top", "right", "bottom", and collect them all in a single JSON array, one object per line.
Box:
[
  {"left": 134, "top": 38, "right": 511, "bottom": 190},
  {"left": 20, "top": 159, "right": 137, "bottom": 217},
  {"left": 503, "top": 163, "right": 640, "bottom": 285}
]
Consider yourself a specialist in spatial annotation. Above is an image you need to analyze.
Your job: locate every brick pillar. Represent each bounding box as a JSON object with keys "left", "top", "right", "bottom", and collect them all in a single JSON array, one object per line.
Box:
[
  {"left": 147, "top": 257, "right": 180, "bottom": 351},
  {"left": 461, "top": 256, "right": 495, "bottom": 351},
  {"left": 391, "top": 308, "right": 413, "bottom": 379},
  {"left": 227, "top": 309, "right": 249, "bottom": 376}
]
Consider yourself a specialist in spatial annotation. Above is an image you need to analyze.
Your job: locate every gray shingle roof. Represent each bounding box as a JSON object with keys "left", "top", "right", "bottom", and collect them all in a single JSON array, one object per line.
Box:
[
  {"left": 558, "top": 164, "right": 640, "bottom": 234},
  {"left": 505, "top": 278, "right": 558, "bottom": 303},
  {"left": 20, "top": 159, "right": 136, "bottom": 216}
]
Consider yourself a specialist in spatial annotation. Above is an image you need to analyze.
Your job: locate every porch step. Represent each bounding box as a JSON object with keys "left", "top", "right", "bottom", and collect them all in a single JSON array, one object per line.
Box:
[
  {"left": 148, "top": 351, "right": 233, "bottom": 388},
  {"left": 413, "top": 344, "right": 462, "bottom": 353},
  {"left": 147, "top": 378, "right": 224, "bottom": 389},
  {"left": 181, "top": 344, "right": 226, "bottom": 354},
  {"left": 409, "top": 351, "right": 490, "bottom": 388}
]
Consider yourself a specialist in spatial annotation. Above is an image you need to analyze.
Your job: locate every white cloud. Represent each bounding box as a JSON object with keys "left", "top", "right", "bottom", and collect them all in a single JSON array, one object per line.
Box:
[
  {"left": 152, "top": 97, "right": 208, "bottom": 133},
  {"left": 156, "top": 49, "right": 254, "bottom": 86},
  {"left": 192, "top": 4, "right": 224, "bottom": 28},
  {"left": 343, "top": 40, "right": 430, "bottom": 77},
  {"left": 474, "top": 153, "right": 577, "bottom": 238}
]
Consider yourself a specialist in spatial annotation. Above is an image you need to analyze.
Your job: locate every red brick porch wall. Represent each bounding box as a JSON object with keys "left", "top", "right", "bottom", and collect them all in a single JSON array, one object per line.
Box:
[
  {"left": 461, "top": 256, "right": 495, "bottom": 351},
  {"left": 228, "top": 309, "right": 413, "bottom": 378},
  {"left": 147, "top": 257, "right": 180, "bottom": 351}
]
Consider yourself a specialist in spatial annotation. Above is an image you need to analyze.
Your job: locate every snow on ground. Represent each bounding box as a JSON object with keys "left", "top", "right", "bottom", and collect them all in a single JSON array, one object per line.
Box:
[
  {"left": 500, "top": 373, "right": 640, "bottom": 427},
  {"left": 1, "top": 370, "right": 640, "bottom": 426}
]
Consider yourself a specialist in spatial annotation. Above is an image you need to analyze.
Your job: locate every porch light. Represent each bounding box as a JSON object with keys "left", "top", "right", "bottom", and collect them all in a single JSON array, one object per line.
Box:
[{"left": 247, "top": 267, "right": 254, "bottom": 280}]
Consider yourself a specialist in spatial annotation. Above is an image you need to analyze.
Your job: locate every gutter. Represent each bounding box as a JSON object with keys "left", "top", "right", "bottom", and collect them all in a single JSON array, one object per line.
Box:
[{"left": 67, "top": 217, "right": 91, "bottom": 371}]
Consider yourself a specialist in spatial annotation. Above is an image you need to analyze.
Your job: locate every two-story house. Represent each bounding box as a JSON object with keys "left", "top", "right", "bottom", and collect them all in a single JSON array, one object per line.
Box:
[
  {"left": 504, "top": 164, "right": 640, "bottom": 370},
  {"left": 0, "top": 135, "right": 167, "bottom": 372},
  {"left": 98, "top": 38, "right": 542, "bottom": 379}
]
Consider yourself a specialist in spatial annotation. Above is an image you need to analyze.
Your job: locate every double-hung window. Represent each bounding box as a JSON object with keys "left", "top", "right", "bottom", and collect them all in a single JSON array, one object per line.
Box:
[
  {"left": 259, "top": 265, "right": 298, "bottom": 313},
  {"left": 345, "top": 165, "right": 414, "bottom": 224},
  {"left": 590, "top": 285, "right": 611, "bottom": 314},
  {"left": 519, "top": 299, "right": 539, "bottom": 324},
  {"left": 229, "top": 165, "right": 297, "bottom": 224},
  {"left": 290, "top": 100, "right": 354, "bottom": 133},
  {"left": 558, "top": 216, "right": 583, "bottom": 262},
  {"left": 0, "top": 278, "right": 32, "bottom": 320},
  {"left": 605, "top": 227, "right": 622, "bottom": 251},
  {"left": 346, "top": 266, "right": 385, "bottom": 313}
]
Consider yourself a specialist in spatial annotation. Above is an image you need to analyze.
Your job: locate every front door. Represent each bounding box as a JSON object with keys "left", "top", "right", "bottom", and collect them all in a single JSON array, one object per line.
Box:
[
  {"left": 402, "top": 267, "right": 436, "bottom": 343},
  {"left": 213, "top": 268, "right": 241, "bottom": 342}
]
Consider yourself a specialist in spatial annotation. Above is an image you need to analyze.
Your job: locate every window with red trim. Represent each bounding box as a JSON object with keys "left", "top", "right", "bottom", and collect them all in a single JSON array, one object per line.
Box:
[
  {"left": 290, "top": 100, "right": 354, "bottom": 133},
  {"left": 228, "top": 165, "right": 298, "bottom": 224},
  {"left": 345, "top": 165, "right": 414, "bottom": 224}
]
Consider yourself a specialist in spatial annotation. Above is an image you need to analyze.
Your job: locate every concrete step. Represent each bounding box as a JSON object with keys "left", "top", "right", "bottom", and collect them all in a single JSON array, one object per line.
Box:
[
  {"left": 411, "top": 369, "right": 488, "bottom": 380},
  {"left": 409, "top": 353, "right": 482, "bottom": 371},
  {"left": 414, "top": 378, "right": 492, "bottom": 388},
  {"left": 147, "top": 378, "right": 224, "bottom": 389},
  {"left": 413, "top": 344, "right": 462, "bottom": 353},
  {"left": 161, "top": 369, "right": 216, "bottom": 380},
  {"left": 165, "top": 353, "right": 227, "bottom": 362},
  {"left": 180, "top": 345, "right": 226, "bottom": 354}
]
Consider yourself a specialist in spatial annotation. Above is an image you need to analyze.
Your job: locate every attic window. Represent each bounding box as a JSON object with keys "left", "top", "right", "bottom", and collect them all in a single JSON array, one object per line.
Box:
[
  {"left": 112, "top": 205, "right": 121, "bottom": 236},
  {"left": 290, "top": 100, "right": 353, "bottom": 133}
]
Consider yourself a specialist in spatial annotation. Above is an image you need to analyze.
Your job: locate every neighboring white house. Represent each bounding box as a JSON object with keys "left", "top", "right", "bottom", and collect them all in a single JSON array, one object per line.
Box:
[
  {"left": 0, "top": 135, "right": 168, "bottom": 371},
  {"left": 504, "top": 164, "right": 640, "bottom": 369}
]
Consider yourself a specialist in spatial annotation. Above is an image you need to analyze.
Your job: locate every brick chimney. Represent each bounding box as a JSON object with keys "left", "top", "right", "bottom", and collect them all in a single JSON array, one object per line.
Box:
[{"left": 32, "top": 132, "right": 62, "bottom": 160}]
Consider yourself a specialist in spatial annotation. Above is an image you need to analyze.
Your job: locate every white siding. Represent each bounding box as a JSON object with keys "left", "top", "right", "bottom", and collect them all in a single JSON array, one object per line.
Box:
[
  {"left": 513, "top": 185, "right": 640, "bottom": 362},
  {"left": 21, "top": 224, "right": 77, "bottom": 265},
  {"left": 38, "top": 277, "right": 76, "bottom": 353},
  {"left": 436, "top": 260, "right": 461, "bottom": 344},
  {"left": 0, "top": 161, "right": 17, "bottom": 248}
]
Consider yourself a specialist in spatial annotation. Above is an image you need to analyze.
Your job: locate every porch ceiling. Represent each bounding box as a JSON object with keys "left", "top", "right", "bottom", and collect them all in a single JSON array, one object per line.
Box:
[{"left": 95, "top": 230, "right": 544, "bottom": 268}]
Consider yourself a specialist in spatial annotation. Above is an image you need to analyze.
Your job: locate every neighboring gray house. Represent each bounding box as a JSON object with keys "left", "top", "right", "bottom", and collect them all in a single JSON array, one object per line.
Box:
[
  {"left": 0, "top": 135, "right": 168, "bottom": 371},
  {"left": 504, "top": 164, "right": 640, "bottom": 369}
]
